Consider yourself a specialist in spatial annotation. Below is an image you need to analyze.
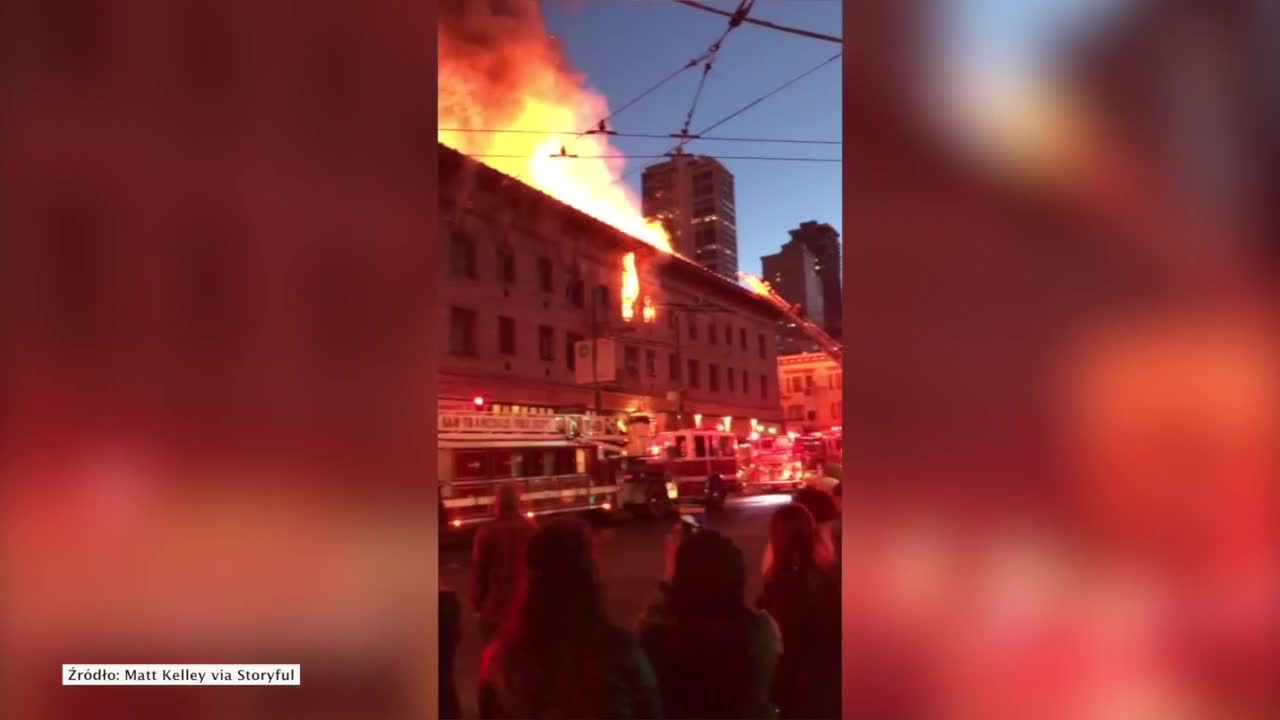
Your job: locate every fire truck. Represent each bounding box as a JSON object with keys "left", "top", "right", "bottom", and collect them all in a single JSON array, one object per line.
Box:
[
  {"left": 636, "top": 429, "right": 740, "bottom": 510},
  {"left": 741, "top": 433, "right": 806, "bottom": 493},
  {"left": 438, "top": 410, "right": 627, "bottom": 530}
]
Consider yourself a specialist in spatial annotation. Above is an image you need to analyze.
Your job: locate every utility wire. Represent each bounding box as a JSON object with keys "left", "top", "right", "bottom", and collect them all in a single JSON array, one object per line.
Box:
[
  {"left": 466, "top": 153, "right": 840, "bottom": 162},
  {"left": 673, "top": 49, "right": 841, "bottom": 154},
  {"left": 676, "top": 0, "right": 843, "bottom": 43},
  {"left": 440, "top": 128, "right": 839, "bottom": 145}
]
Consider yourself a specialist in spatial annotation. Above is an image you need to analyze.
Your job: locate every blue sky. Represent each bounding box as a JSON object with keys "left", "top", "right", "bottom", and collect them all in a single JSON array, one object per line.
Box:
[{"left": 541, "top": 0, "right": 843, "bottom": 276}]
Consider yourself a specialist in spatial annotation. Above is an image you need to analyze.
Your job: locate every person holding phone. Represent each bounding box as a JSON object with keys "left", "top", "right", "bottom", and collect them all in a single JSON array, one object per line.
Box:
[{"left": 635, "top": 524, "right": 781, "bottom": 719}]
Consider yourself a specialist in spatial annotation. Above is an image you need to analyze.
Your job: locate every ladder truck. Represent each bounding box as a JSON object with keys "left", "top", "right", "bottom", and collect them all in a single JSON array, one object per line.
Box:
[{"left": 738, "top": 272, "right": 843, "bottom": 366}]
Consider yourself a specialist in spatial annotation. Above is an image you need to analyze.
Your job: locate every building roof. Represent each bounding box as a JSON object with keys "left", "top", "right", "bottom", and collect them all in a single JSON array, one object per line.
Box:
[{"left": 439, "top": 143, "right": 783, "bottom": 321}]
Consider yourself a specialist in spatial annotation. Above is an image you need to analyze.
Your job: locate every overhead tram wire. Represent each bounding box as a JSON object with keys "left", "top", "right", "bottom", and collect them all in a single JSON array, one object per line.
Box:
[
  {"left": 466, "top": 153, "right": 839, "bottom": 162},
  {"left": 438, "top": 128, "right": 839, "bottom": 145},
  {"left": 674, "top": 0, "right": 843, "bottom": 44}
]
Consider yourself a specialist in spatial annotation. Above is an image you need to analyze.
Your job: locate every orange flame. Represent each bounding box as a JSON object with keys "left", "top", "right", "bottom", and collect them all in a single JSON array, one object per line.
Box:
[
  {"left": 621, "top": 252, "right": 640, "bottom": 321},
  {"left": 438, "top": 6, "right": 671, "bottom": 253},
  {"left": 642, "top": 297, "right": 657, "bottom": 323},
  {"left": 738, "top": 272, "right": 776, "bottom": 298}
]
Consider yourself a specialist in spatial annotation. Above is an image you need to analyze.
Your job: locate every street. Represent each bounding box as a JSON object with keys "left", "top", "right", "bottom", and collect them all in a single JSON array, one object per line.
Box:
[{"left": 439, "top": 493, "right": 796, "bottom": 719}]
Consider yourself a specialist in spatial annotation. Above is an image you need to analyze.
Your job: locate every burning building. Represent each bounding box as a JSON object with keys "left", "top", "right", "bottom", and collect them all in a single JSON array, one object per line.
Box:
[{"left": 438, "top": 143, "right": 785, "bottom": 434}]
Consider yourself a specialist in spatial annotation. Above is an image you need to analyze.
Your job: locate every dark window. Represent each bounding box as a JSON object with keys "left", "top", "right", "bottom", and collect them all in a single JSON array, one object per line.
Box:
[
  {"left": 727, "top": 367, "right": 735, "bottom": 391},
  {"left": 742, "top": 369, "right": 749, "bottom": 394},
  {"left": 625, "top": 346, "right": 640, "bottom": 380},
  {"left": 537, "top": 257, "right": 553, "bottom": 293},
  {"left": 740, "top": 328, "right": 747, "bottom": 349},
  {"left": 805, "top": 375, "right": 815, "bottom": 389},
  {"left": 688, "top": 359, "right": 700, "bottom": 389},
  {"left": 669, "top": 354, "right": 681, "bottom": 381},
  {"left": 566, "top": 333, "right": 584, "bottom": 370},
  {"left": 725, "top": 323, "right": 732, "bottom": 343},
  {"left": 709, "top": 364, "right": 719, "bottom": 392},
  {"left": 498, "top": 316, "right": 516, "bottom": 355},
  {"left": 595, "top": 285, "right": 610, "bottom": 313},
  {"left": 758, "top": 333, "right": 766, "bottom": 358},
  {"left": 645, "top": 349, "right": 657, "bottom": 378},
  {"left": 694, "top": 435, "right": 708, "bottom": 458},
  {"left": 450, "top": 231, "right": 477, "bottom": 278},
  {"left": 688, "top": 318, "right": 698, "bottom": 341},
  {"left": 450, "top": 307, "right": 476, "bottom": 356},
  {"left": 498, "top": 248, "right": 516, "bottom": 284},
  {"left": 668, "top": 310, "right": 678, "bottom": 331},
  {"left": 807, "top": 410, "right": 817, "bottom": 422},
  {"left": 709, "top": 323, "right": 718, "bottom": 345},
  {"left": 760, "top": 374, "right": 768, "bottom": 399},
  {"left": 674, "top": 435, "right": 688, "bottom": 458},
  {"left": 538, "top": 326, "right": 554, "bottom": 361},
  {"left": 567, "top": 276, "right": 584, "bottom": 308}
]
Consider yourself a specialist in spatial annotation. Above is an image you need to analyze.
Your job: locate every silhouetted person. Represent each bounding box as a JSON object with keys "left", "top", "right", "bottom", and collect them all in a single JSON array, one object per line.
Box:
[
  {"left": 479, "top": 518, "right": 660, "bottom": 719},
  {"left": 472, "top": 483, "right": 537, "bottom": 643},
  {"left": 793, "top": 485, "right": 840, "bottom": 561},
  {"left": 440, "top": 588, "right": 462, "bottom": 719},
  {"left": 636, "top": 526, "right": 780, "bottom": 719},
  {"left": 759, "top": 503, "right": 841, "bottom": 720}
]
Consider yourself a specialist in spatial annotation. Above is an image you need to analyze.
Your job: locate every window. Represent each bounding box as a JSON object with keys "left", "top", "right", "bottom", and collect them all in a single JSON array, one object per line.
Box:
[
  {"left": 742, "top": 369, "right": 749, "bottom": 394},
  {"left": 538, "top": 325, "right": 554, "bottom": 361},
  {"left": 537, "top": 256, "right": 553, "bottom": 293},
  {"left": 688, "top": 359, "right": 700, "bottom": 389},
  {"left": 688, "top": 318, "right": 698, "bottom": 341},
  {"left": 450, "top": 307, "right": 476, "bottom": 356},
  {"left": 740, "top": 328, "right": 747, "bottom": 349},
  {"left": 725, "top": 323, "right": 732, "bottom": 343},
  {"left": 595, "top": 285, "right": 610, "bottom": 313},
  {"left": 709, "top": 323, "right": 717, "bottom": 345},
  {"left": 727, "top": 367, "right": 735, "bottom": 391},
  {"left": 807, "top": 411, "right": 817, "bottom": 422},
  {"left": 758, "top": 333, "right": 766, "bottom": 358},
  {"left": 450, "top": 231, "right": 477, "bottom": 278},
  {"left": 669, "top": 354, "right": 681, "bottom": 381},
  {"left": 718, "top": 436, "right": 734, "bottom": 457},
  {"left": 760, "top": 374, "right": 768, "bottom": 399},
  {"left": 566, "top": 333, "right": 584, "bottom": 370},
  {"left": 498, "top": 316, "right": 516, "bottom": 355},
  {"left": 805, "top": 375, "right": 815, "bottom": 389},
  {"left": 645, "top": 349, "right": 656, "bottom": 378},
  {"left": 694, "top": 435, "right": 708, "bottom": 458},
  {"left": 674, "top": 435, "right": 688, "bottom": 458},
  {"left": 709, "top": 364, "right": 719, "bottom": 392},
  {"left": 566, "top": 276, "right": 584, "bottom": 308},
  {"left": 498, "top": 248, "right": 516, "bottom": 284},
  {"left": 667, "top": 310, "right": 678, "bottom": 331},
  {"left": 625, "top": 346, "right": 640, "bottom": 380}
]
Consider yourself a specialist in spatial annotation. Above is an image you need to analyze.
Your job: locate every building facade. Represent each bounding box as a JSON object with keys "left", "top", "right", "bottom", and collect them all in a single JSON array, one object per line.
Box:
[
  {"left": 777, "top": 353, "right": 842, "bottom": 432},
  {"left": 641, "top": 154, "right": 739, "bottom": 277},
  {"left": 440, "top": 144, "right": 784, "bottom": 434}
]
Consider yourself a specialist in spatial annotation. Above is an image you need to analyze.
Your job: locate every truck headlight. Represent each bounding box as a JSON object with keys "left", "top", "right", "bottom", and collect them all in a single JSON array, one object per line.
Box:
[{"left": 666, "top": 482, "right": 678, "bottom": 500}]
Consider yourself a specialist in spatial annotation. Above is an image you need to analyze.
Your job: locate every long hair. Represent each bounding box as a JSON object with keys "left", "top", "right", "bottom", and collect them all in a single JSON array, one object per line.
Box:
[
  {"left": 669, "top": 529, "right": 751, "bottom": 624},
  {"left": 763, "top": 502, "right": 833, "bottom": 580},
  {"left": 485, "top": 518, "right": 608, "bottom": 714}
]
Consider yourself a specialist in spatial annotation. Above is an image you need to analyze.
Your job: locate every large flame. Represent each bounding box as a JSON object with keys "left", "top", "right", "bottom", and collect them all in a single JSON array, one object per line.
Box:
[
  {"left": 438, "top": 2, "right": 671, "bottom": 253},
  {"left": 621, "top": 252, "right": 640, "bottom": 321}
]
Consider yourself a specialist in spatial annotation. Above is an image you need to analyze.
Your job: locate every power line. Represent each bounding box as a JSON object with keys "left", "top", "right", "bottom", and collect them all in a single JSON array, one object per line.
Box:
[
  {"left": 673, "top": 49, "right": 841, "bottom": 153},
  {"left": 466, "top": 153, "right": 840, "bottom": 163},
  {"left": 439, "top": 128, "right": 840, "bottom": 145},
  {"left": 675, "top": 0, "right": 843, "bottom": 43}
]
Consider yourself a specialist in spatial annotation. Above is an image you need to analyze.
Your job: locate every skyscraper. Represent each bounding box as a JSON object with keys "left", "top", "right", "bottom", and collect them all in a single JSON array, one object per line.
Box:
[
  {"left": 761, "top": 239, "right": 825, "bottom": 355},
  {"left": 641, "top": 155, "right": 739, "bottom": 277},
  {"left": 787, "top": 221, "right": 842, "bottom": 339}
]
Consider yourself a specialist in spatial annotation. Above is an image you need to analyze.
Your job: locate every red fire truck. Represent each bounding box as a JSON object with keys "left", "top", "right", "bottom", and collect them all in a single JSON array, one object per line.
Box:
[
  {"left": 642, "top": 429, "right": 740, "bottom": 510},
  {"left": 741, "top": 433, "right": 806, "bottom": 493},
  {"left": 438, "top": 411, "right": 625, "bottom": 530}
]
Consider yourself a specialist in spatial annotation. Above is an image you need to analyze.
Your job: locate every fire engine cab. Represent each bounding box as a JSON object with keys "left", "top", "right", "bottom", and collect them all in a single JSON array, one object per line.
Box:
[
  {"left": 644, "top": 429, "right": 739, "bottom": 510},
  {"left": 438, "top": 410, "right": 624, "bottom": 529},
  {"left": 742, "top": 434, "right": 806, "bottom": 493}
]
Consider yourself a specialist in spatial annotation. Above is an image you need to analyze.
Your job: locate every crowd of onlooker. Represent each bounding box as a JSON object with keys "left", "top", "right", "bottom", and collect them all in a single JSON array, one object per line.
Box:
[{"left": 441, "top": 483, "right": 841, "bottom": 719}]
